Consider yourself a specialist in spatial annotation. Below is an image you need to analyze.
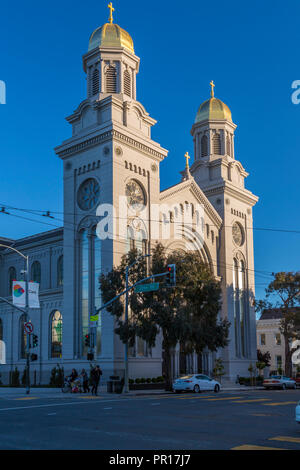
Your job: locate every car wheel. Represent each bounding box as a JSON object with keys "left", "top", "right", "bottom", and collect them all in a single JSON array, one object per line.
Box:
[
  {"left": 194, "top": 384, "right": 200, "bottom": 393},
  {"left": 214, "top": 384, "right": 220, "bottom": 393},
  {"left": 282, "top": 383, "right": 286, "bottom": 390}
]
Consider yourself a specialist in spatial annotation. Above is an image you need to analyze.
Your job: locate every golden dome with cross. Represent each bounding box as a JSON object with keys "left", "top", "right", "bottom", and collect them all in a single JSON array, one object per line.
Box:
[
  {"left": 88, "top": 3, "right": 135, "bottom": 54},
  {"left": 195, "top": 81, "right": 232, "bottom": 124}
]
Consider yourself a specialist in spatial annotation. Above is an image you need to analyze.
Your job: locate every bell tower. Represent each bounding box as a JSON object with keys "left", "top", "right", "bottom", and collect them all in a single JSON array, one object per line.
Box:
[{"left": 190, "top": 83, "right": 259, "bottom": 382}]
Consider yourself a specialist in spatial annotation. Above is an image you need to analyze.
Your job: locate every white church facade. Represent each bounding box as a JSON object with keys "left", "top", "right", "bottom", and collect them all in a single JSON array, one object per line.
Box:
[{"left": 0, "top": 9, "right": 258, "bottom": 385}]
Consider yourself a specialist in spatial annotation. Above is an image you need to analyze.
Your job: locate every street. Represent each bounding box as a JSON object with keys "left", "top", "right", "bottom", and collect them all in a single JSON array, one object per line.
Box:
[{"left": 0, "top": 388, "right": 299, "bottom": 450}]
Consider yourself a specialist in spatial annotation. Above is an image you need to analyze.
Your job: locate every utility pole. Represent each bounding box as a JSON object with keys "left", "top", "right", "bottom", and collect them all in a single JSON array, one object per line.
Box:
[
  {"left": 25, "top": 256, "right": 30, "bottom": 395},
  {"left": 124, "top": 254, "right": 151, "bottom": 394}
]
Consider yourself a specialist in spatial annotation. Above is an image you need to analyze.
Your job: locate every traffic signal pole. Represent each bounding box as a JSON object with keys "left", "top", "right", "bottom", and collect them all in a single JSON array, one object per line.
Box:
[{"left": 25, "top": 256, "right": 30, "bottom": 395}]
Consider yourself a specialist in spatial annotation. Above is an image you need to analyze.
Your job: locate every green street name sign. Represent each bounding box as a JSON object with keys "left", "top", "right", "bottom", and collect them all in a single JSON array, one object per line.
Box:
[{"left": 135, "top": 283, "right": 160, "bottom": 293}]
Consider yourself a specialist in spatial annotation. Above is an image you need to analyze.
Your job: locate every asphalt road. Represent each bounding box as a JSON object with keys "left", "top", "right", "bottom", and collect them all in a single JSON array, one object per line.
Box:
[{"left": 0, "top": 389, "right": 299, "bottom": 450}]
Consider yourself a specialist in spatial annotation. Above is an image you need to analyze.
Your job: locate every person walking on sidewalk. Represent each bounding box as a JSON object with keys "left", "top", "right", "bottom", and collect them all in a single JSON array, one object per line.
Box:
[
  {"left": 81, "top": 368, "right": 89, "bottom": 393},
  {"left": 91, "top": 365, "right": 102, "bottom": 396}
]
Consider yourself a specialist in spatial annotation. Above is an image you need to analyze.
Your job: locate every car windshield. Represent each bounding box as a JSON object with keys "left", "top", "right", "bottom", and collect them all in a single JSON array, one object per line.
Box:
[
  {"left": 179, "top": 375, "right": 194, "bottom": 379},
  {"left": 270, "top": 376, "right": 281, "bottom": 379}
]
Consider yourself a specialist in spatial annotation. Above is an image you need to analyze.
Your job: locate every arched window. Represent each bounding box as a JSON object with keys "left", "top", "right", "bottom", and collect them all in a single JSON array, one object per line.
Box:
[
  {"left": 124, "top": 69, "right": 131, "bottom": 97},
  {"left": 201, "top": 135, "right": 208, "bottom": 157},
  {"left": 106, "top": 66, "right": 117, "bottom": 94},
  {"left": 92, "top": 68, "right": 100, "bottom": 95},
  {"left": 20, "top": 314, "right": 29, "bottom": 359},
  {"left": 50, "top": 310, "right": 62, "bottom": 358},
  {"left": 213, "top": 133, "right": 221, "bottom": 154},
  {"left": 8, "top": 266, "right": 17, "bottom": 295},
  {"left": 57, "top": 255, "right": 63, "bottom": 287},
  {"left": 80, "top": 230, "right": 89, "bottom": 355},
  {"left": 0, "top": 318, "right": 3, "bottom": 341},
  {"left": 31, "top": 261, "right": 41, "bottom": 284}
]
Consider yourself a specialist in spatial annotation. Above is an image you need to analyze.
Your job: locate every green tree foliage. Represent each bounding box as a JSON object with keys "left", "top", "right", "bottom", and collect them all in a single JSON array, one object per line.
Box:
[
  {"left": 256, "top": 272, "right": 300, "bottom": 376},
  {"left": 257, "top": 349, "right": 271, "bottom": 367},
  {"left": 100, "top": 243, "right": 230, "bottom": 390}
]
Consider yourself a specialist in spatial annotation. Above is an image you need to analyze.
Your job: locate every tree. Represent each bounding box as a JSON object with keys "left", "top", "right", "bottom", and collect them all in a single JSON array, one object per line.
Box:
[
  {"left": 256, "top": 272, "right": 300, "bottom": 376},
  {"left": 257, "top": 349, "right": 271, "bottom": 367},
  {"left": 100, "top": 243, "right": 230, "bottom": 391},
  {"left": 212, "top": 358, "right": 225, "bottom": 383}
]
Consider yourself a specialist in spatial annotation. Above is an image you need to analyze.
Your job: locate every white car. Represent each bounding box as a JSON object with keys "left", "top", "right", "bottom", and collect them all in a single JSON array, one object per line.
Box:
[
  {"left": 296, "top": 401, "right": 300, "bottom": 424},
  {"left": 173, "top": 374, "right": 221, "bottom": 393},
  {"left": 263, "top": 375, "right": 297, "bottom": 390}
]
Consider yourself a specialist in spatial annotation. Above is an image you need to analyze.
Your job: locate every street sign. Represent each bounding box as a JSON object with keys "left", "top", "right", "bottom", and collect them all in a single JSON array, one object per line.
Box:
[
  {"left": 135, "top": 283, "right": 159, "bottom": 293},
  {"left": 24, "top": 322, "right": 33, "bottom": 335}
]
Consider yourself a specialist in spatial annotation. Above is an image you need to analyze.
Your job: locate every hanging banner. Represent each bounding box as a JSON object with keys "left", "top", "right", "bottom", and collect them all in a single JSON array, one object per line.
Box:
[
  {"left": 29, "top": 282, "right": 40, "bottom": 309},
  {"left": 12, "top": 281, "right": 40, "bottom": 309},
  {"left": 12, "top": 281, "right": 26, "bottom": 307}
]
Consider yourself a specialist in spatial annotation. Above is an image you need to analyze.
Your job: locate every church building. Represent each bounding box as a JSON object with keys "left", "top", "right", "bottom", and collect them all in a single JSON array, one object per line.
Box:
[{"left": 0, "top": 6, "right": 258, "bottom": 384}]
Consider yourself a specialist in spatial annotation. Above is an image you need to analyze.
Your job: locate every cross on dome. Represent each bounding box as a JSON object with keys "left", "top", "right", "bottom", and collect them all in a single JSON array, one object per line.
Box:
[
  {"left": 210, "top": 80, "right": 215, "bottom": 98},
  {"left": 108, "top": 2, "right": 115, "bottom": 24}
]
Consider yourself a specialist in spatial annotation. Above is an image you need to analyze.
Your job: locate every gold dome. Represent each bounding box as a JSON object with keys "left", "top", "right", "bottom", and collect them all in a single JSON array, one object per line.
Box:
[
  {"left": 195, "top": 97, "right": 232, "bottom": 124},
  {"left": 88, "top": 23, "right": 135, "bottom": 54},
  {"left": 195, "top": 82, "right": 232, "bottom": 123}
]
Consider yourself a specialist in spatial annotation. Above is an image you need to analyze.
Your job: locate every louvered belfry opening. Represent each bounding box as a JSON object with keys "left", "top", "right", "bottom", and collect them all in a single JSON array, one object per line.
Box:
[
  {"left": 92, "top": 69, "right": 100, "bottom": 96},
  {"left": 227, "top": 136, "right": 231, "bottom": 156},
  {"left": 213, "top": 133, "right": 221, "bottom": 155},
  {"left": 124, "top": 70, "right": 131, "bottom": 97},
  {"left": 106, "top": 66, "right": 117, "bottom": 94},
  {"left": 201, "top": 135, "right": 208, "bottom": 157}
]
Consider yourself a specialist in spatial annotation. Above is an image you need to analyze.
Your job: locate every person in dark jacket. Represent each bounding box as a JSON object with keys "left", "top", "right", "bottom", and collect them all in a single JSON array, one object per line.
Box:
[
  {"left": 81, "top": 369, "right": 89, "bottom": 393},
  {"left": 91, "top": 365, "right": 102, "bottom": 396}
]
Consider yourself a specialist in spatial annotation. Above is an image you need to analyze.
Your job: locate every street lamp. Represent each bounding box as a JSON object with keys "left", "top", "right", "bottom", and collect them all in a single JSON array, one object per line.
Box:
[
  {"left": 0, "top": 244, "right": 30, "bottom": 394},
  {"left": 124, "top": 253, "right": 151, "bottom": 393}
]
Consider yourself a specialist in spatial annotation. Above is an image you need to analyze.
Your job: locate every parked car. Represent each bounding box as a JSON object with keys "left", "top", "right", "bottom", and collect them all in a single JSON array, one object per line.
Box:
[
  {"left": 296, "top": 401, "right": 300, "bottom": 424},
  {"left": 294, "top": 374, "right": 300, "bottom": 388},
  {"left": 263, "top": 375, "right": 297, "bottom": 390},
  {"left": 173, "top": 374, "right": 221, "bottom": 393}
]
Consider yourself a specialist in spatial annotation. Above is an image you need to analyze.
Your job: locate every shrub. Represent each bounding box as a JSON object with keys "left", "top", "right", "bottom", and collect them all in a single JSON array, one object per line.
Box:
[
  {"left": 151, "top": 377, "right": 157, "bottom": 383},
  {"left": 135, "top": 378, "right": 141, "bottom": 384},
  {"left": 21, "top": 369, "right": 27, "bottom": 386},
  {"left": 129, "top": 379, "right": 134, "bottom": 384},
  {"left": 140, "top": 378, "right": 146, "bottom": 383},
  {"left": 11, "top": 367, "right": 20, "bottom": 387},
  {"left": 157, "top": 376, "right": 164, "bottom": 383},
  {"left": 146, "top": 378, "right": 151, "bottom": 383}
]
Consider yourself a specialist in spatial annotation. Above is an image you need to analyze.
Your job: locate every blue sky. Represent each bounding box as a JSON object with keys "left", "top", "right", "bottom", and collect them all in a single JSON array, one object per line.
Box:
[{"left": 0, "top": 0, "right": 299, "bottom": 301}]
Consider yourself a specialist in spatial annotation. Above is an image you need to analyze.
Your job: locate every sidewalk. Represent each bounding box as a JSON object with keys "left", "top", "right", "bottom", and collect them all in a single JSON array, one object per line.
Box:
[{"left": 0, "top": 383, "right": 264, "bottom": 398}]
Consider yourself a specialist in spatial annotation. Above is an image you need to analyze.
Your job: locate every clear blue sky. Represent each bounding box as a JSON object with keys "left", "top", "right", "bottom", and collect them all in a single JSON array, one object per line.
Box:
[{"left": 0, "top": 0, "right": 299, "bottom": 301}]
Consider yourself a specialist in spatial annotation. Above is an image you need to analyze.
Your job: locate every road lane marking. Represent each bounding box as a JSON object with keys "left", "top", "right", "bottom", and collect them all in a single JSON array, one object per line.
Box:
[
  {"left": 177, "top": 395, "right": 215, "bottom": 400},
  {"left": 263, "top": 401, "right": 298, "bottom": 406},
  {"left": 232, "top": 399, "right": 271, "bottom": 404},
  {"left": 203, "top": 396, "right": 243, "bottom": 402},
  {"left": 103, "top": 407, "right": 112, "bottom": 410},
  {"left": 231, "top": 445, "right": 286, "bottom": 450},
  {"left": 15, "top": 397, "right": 38, "bottom": 401},
  {"left": 269, "top": 436, "right": 300, "bottom": 443},
  {"left": 47, "top": 413, "right": 57, "bottom": 415}
]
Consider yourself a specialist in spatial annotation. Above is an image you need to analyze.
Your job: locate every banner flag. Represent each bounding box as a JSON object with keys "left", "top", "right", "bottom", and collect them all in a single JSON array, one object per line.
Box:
[{"left": 12, "top": 281, "right": 40, "bottom": 309}]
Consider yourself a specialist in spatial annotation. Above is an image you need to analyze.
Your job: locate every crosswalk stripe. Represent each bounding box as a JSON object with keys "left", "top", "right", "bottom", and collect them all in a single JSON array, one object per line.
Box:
[
  {"left": 269, "top": 436, "right": 300, "bottom": 443},
  {"left": 263, "top": 401, "right": 298, "bottom": 406},
  {"left": 231, "top": 444, "right": 286, "bottom": 450}
]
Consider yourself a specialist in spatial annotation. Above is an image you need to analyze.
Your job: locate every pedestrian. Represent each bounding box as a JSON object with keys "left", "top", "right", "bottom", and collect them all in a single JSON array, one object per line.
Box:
[
  {"left": 91, "top": 365, "right": 102, "bottom": 396},
  {"left": 81, "top": 368, "right": 89, "bottom": 393}
]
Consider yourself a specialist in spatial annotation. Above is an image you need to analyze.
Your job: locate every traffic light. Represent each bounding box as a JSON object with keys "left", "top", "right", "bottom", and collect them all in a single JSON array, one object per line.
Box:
[
  {"left": 30, "top": 353, "right": 38, "bottom": 362},
  {"left": 166, "top": 264, "right": 176, "bottom": 287},
  {"left": 87, "top": 352, "right": 94, "bottom": 361},
  {"left": 32, "top": 334, "right": 38, "bottom": 348},
  {"left": 84, "top": 334, "right": 90, "bottom": 347}
]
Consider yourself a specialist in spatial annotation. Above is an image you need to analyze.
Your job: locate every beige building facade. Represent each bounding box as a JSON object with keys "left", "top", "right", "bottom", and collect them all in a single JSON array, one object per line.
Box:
[{"left": 0, "top": 12, "right": 259, "bottom": 384}]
